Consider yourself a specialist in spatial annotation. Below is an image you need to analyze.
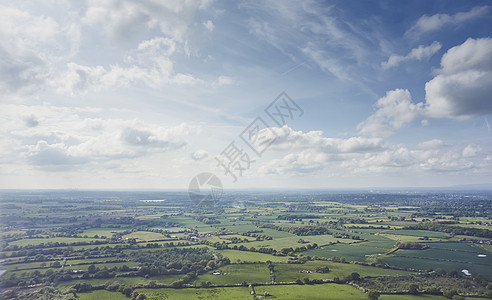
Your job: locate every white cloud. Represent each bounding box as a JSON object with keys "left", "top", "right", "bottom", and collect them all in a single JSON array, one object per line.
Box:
[
  {"left": 255, "top": 126, "right": 481, "bottom": 177},
  {"left": 382, "top": 41, "right": 441, "bottom": 69},
  {"left": 420, "top": 151, "right": 474, "bottom": 172},
  {"left": 405, "top": 6, "right": 490, "bottom": 38},
  {"left": 52, "top": 35, "right": 204, "bottom": 94},
  {"left": 259, "top": 149, "right": 327, "bottom": 175},
  {"left": 191, "top": 149, "right": 209, "bottom": 161},
  {"left": 243, "top": 1, "right": 375, "bottom": 85},
  {"left": 357, "top": 89, "right": 423, "bottom": 137},
  {"left": 83, "top": 0, "right": 213, "bottom": 43},
  {"left": 416, "top": 139, "right": 445, "bottom": 150},
  {"left": 203, "top": 20, "right": 214, "bottom": 32},
  {"left": 0, "top": 5, "right": 59, "bottom": 93},
  {"left": 301, "top": 44, "right": 348, "bottom": 80},
  {"left": 216, "top": 76, "right": 234, "bottom": 86},
  {"left": 137, "top": 37, "right": 176, "bottom": 55},
  {"left": 424, "top": 37, "right": 492, "bottom": 118},
  {"left": 1, "top": 104, "right": 195, "bottom": 170},
  {"left": 267, "top": 126, "right": 385, "bottom": 154},
  {"left": 0, "top": 1, "right": 213, "bottom": 96},
  {"left": 25, "top": 140, "right": 88, "bottom": 168},
  {"left": 462, "top": 144, "right": 480, "bottom": 157}
]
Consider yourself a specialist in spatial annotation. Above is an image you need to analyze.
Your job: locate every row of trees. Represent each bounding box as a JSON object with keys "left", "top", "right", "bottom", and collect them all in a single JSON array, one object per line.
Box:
[{"left": 406, "top": 222, "right": 492, "bottom": 238}]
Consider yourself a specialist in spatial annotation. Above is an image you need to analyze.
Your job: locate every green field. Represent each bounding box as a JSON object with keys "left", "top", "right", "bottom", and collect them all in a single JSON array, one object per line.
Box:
[
  {"left": 135, "top": 287, "right": 250, "bottom": 299},
  {"left": 133, "top": 284, "right": 368, "bottom": 300},
  {"left": 381, "top": 230, "right": 448, "bottom": 238},
  {"left": 122, "top": 231, "right": 168, "bottom": 241},
  {"left": 1, "top": 190, "right": 491, "bottom": 299},
  {"left": 303, "top": 243, "right": 386, "bottom": 262},
  {"left": 218, "top": 249, "right": 289, "bottom": 263},
  {"left": 57, "top": 274, "right": 184, "bottom": 289},
  {"left": 8, "top": 237, "right": 103, "bottom": 247},
  {"left": 77, "top": 290, "right": 129, "bottom": 300},
  {"left": 273, "top": 261, "right": 412, "bottom": 282},
  {"left": 82, "top": 228, "right": 125, "bottom": 237},
  {"left": 234, "top": 234, "right": 355, "bottom": 251},
  {"left": 194, "top": 263, "right": 270, "bottom": 285},
  {"left": 379, "top": 295, "right": 453, "bottom": 300},
  {"left": 254, "top": 284, "right": 367, "bottom": 300},
  {"left": 382, "top": 241, "right": 492, "bottom": 277}
]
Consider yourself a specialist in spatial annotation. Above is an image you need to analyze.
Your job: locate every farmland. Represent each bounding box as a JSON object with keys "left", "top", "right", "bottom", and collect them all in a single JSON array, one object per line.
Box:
[{"left": 1, "top": 190, "right": 491, "bottom": 299}]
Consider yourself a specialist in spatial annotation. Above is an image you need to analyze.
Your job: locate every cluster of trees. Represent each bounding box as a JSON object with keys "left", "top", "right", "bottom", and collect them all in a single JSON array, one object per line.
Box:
[
  {"left": 195, "top": 216, "right": 220, "bottom": 224},
  {"left": 288, "top": 226, "right": 332, "bottom": 236},
  {"left": 205, "top": 240, "right": 319, "bottom": 256},
  {"left": 316, "top": 266, "right": 330, "bottom": 273},
  {"left": 337, "top": 217, "right": 368, "bottom": 224},
  {"left": 397, "top": 241, "right": 429, "bottom": 250},
  {"left": 128, "top": 248, "right": 228, "bottom": 277},
  {"left": 406, "top": 222, "right": 492, "bottom": 238},
  {"left": 1, "top": 239, "right": 110, "bottom": 252},
  {"left": 240, "top": 231, "right": 273, "bottom": 241},
  {"left": 277, "top": 214, "right": 322, "bottom": 221},
  {"left": 280, "top": 243, "right": 319, "bottom": 255},
  {"left": 357, "top": 272, "right": 492, "bottom": 298}
]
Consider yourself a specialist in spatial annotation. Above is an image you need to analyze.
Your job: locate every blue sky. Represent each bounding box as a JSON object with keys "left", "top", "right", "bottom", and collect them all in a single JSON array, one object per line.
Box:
[{"left": 1, "top": 0, "right": 491, "bottom": 189}]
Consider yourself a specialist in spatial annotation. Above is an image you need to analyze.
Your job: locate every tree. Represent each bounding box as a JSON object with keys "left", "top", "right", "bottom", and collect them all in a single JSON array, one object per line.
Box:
[
  {"left": 88, "top": 264, "right": 97, "bottom": 274},
  {"left": 408, "top": 284, "right": 419, "bottom": 295},
  {"left": 131, "top": 290, "right": 140, "bottom": 299},
  {"left": 367, "top": 289, "right": 380, "bottom": 300},
  {"left": 51, "top": 261, "right": 61, "bottom": 268},
  {"left": 345, "top": 272, "right": 360, "bottom": 282},
  {"left": 443, "top": 290, "right": 458, "bottom": 299},
  {"left": 120, "top": 286, "right": 133, "bottom": 297},
  {"left": 435, "top": 268, "right": 447, "bottom": 276},
  {"left": 316, "top": 266, "right": 330, "bottom": 273},
  {"left": 424, "top": 286, "right": 441, "bottom": 295},
  {"left": 136, "top": 294, "right": 147, "bottom": 300}
]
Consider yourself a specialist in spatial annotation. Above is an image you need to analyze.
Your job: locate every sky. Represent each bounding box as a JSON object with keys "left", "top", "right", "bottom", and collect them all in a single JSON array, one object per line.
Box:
[{"left": 1, "top": 0, "right": 492, "bottom": 190}]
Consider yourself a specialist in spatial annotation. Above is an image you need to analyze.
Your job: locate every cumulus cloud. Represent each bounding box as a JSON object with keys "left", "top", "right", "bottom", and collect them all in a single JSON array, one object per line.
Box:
[
  {"left": 215, "top": 76, "right": 234, "bottom": 86},
  {"left": 424, "top": 37, "right": 492, "bottom": 118},
  {"left": 1, "top": 104, "right": 195, "bottom": 170},
  {"left": 0, "top": 5, "right": 59, "bottom": 93},
  {"left": 357, "top": 89, "right": 423, "bottom": 137},
  {"left": 203, "top": 20, "right": 214, "bottom": 32},
  {"left": 25, "top": 140, "right": 88, "bottom": 167},
  {"left": 420, "top": 151, "right": 474, "bottom": 172},
  {"left": 53, "top": 37, "right": 203, "bottom": 94},
  {"left": 416, "top": 139, "right": 445, "bottom": 150},
  {"left": 381, "top": 41, "right": 441, "bottom": 69},
  {"left": 190, "top": 149, "right": 209, "bottom": 161},
  {"left": 462, "top": 144, "right": 480, "bottom": 157},
  {"left": 1, "top": 1, "right": 213, "bottom": 96},
  {"left": 23, "top": 115, "right": 39, "bottom": 127},
  {"left": 121, "top": 128, "right": 184, "bottom": 149},
  {"left": 265, "top": 126, "right": 386, "bottom": 154},
  {"left": 405, "top": 6, "right": 490, "bottom": 38},
  {"left": 259, "top": 149, "right": 327, "bottom": 175},
  {"left": 83, "top": 0, "right": 213, "bottom": 43},
  {"left": 256, "top": 126, "right": 480, "bottom": 176}
]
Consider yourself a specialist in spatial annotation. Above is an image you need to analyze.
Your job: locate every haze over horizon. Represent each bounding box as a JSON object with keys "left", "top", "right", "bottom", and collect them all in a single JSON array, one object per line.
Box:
[{"left": 1, "top": 1, "right": 492, "bottom": 190}]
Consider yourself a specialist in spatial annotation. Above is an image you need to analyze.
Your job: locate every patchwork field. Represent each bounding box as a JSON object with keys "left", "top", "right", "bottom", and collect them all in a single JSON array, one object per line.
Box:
[{"left": 1, "top": 190, "right": 491, "bottom": 299}]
